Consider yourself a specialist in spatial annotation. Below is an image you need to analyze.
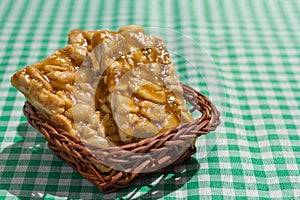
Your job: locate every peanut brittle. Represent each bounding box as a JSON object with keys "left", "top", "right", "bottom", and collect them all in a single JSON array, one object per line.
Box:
[
  {"left": 11, "top": 30, "right": 95, "bottom": 136},
  {"left": 12, "top": 25, "right": 194, "bottom": 148},
  {"left": 74, "top": 26, "right": 194, "bottom": 146}
]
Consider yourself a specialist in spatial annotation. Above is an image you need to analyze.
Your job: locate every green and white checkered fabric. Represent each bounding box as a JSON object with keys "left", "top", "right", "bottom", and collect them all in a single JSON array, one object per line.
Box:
[{"left": 1, "top": 0, "right": 300, "bottom": 199}]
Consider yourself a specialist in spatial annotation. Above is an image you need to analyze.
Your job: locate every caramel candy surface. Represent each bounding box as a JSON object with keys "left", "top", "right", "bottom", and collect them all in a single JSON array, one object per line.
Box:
[{"left": 11, "top": 26, "right": 194, "bottom": 148}]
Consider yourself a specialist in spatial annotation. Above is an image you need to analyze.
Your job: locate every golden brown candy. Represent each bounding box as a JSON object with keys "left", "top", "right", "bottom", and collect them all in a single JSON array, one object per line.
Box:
[
  {"left": 88, "top": 26, "right": 194, "bottom": 144},
  {"left": 11, "top": 25, "right": 194, "bottom": 148}
]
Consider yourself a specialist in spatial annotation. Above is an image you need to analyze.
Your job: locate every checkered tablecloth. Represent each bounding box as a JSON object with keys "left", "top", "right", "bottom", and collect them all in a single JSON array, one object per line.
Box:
[{"left": 1, "top": 0, "right": 300, "bottom": 199}]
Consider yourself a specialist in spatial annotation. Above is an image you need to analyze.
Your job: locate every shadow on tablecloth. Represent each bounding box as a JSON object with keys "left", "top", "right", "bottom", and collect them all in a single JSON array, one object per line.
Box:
[
  {"left": 104, "top": 157, "right": 199, "bottom": 200},
  {"left": 0, "top": 122, "right": 199, "bottom": 199}
]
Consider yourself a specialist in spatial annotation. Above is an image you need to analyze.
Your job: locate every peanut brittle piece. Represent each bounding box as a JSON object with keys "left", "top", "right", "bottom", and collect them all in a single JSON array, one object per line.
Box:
[
  {"left": 11, "top": 30, "right": 95, "bottom": 136},
  {"left": 88, "top": 25, "right": 194, "bottom": 144}
]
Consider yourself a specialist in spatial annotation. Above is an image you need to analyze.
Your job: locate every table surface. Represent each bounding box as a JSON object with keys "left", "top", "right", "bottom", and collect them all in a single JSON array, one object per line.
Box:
[{"left": 1, "top": 0, "right": 300, "bottom": 199}]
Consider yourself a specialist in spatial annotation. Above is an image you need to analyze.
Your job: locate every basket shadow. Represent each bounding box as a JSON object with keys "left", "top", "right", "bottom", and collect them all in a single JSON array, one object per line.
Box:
[
  {"left": 0, "top": 123, "right": 99, "bottom": 199},
  {"left": 0, "top": 122, "right": 200, "bottom": 199},
  {"left": 0, "top": 123, "right": 46, "bottom": 199},
  {"left": 103, "top": 157, "right": 200, "bottom": 200}
]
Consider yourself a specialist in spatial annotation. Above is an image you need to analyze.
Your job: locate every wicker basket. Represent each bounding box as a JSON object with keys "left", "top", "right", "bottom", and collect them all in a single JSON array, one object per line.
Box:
[{"left": 23, "top": 84, "right": 220, "bottom": 193}]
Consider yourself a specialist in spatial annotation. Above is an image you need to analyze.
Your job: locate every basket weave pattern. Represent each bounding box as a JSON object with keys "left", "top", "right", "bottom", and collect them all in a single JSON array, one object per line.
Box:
[{"left": 23, "top": 84, "right": 220, "bottom": 193}]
